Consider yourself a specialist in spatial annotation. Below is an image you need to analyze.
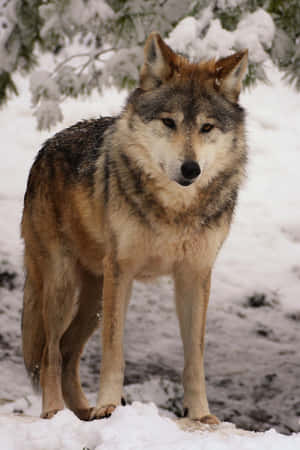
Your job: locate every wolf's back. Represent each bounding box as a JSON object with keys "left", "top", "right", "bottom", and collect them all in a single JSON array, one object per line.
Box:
[{"left": 24, "top": 117, "right": 116, "bottom": 204}]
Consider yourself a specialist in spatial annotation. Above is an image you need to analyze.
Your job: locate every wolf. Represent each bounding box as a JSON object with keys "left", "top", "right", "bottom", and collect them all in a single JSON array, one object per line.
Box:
[{"left": 21, "top": 32, "right": 248, "bottom": 423}]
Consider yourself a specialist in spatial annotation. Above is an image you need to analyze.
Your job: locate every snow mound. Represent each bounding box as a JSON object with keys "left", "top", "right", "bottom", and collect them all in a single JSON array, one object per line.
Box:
[
  {"left": 1, "top": 403, "right": 300, "bottom": 450},
  {"left": 168, "top": 7, "right": 275, "bottom": 63}
]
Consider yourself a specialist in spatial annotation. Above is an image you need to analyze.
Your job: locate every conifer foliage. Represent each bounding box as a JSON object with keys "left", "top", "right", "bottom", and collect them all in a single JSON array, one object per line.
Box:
[{"left": 0, "top": 0, "right": 299, "bottom": 129}]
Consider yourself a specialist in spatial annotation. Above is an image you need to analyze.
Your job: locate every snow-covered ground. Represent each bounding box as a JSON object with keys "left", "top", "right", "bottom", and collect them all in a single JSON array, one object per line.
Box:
[
  {"left": 1, "top": 64, "right": 300, "bottom": 448},
  {"left": 2, "top": 403, "right": 300, "bottom": 450}
]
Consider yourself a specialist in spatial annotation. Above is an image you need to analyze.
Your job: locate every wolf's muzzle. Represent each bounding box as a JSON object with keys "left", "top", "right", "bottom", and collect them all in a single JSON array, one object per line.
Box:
[{"left": 178, "top": 160, "right": 201, "bottom": 186}]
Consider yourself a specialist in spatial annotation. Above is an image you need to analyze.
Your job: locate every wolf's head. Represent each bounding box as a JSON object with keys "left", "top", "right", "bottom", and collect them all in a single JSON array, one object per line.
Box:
[{"left": 125, "top": 32, "right": 248, "bottom": 189}]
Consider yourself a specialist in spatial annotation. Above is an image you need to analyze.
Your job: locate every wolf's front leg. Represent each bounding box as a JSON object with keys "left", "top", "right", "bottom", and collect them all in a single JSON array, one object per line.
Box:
[
  {"left": 90, "top": 254, "right": 132, "bottom": 420},
  {"left": 174, "top": 265, "right": 219, "bottom": 425}
]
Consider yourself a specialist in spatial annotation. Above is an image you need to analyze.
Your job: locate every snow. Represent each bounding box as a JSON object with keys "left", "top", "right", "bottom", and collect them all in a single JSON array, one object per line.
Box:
[
  {"left": 235, "top": 9, "right": 275, "bottom": 63},
  {"left": 168, "top": 8, "right": 275, "bottom": 62},
  {"left": 1, "top": 403, "right": 300, "bottom": 450},
  {"left": 218, "top": 62, "right": 300, "bottom": 310},
  {"left": 65, "top": 0, "right": 114, "bottom": 26},
  {"left": 34, "top": 99, "right": 64, "bottom": 130},
  {"left": 1, "top": 61, "right": 300, "bottom": 446},
  {"left": 39, "top": 0, "right": 114, "bottom": 39},
  {"left": 216, "top": 0, "right": 245, "bottom": 8},
  {"left": 0, "top": 1, "right": 18, "bottom": 72},
  {"left": 238, "top": 9, "right": 275, "bottom": 50},
  {"left": 167, "top": 17, "right": 202, "bottom": 54},
  {"left": 30, "top": 70, "right": 60, "bottom": 103}
]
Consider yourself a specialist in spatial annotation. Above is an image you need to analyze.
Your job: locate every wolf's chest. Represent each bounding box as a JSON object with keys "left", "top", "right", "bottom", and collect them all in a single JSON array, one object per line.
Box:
[{"left": 123, "top": 225, "right": 203, "bottom": 281}]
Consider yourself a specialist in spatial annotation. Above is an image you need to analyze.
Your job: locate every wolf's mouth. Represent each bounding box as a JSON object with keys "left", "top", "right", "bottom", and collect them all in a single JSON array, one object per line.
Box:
[{"left": 178, "top": 179, "right": 193, "bottom": 187}]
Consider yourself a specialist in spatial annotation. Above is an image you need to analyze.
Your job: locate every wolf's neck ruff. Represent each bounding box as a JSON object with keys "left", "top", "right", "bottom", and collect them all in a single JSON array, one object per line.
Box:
[{"left": 101, "top": 133, "right": 244, "bottom": 229}]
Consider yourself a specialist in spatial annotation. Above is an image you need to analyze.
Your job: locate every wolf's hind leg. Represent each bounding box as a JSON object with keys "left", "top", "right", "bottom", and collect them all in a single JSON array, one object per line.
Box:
[
  {"left": 61, "top": 267, "right": 103, "bottom": 420},
  {"left": 40, "top": 254, "right": 80, "bottom": 419}
]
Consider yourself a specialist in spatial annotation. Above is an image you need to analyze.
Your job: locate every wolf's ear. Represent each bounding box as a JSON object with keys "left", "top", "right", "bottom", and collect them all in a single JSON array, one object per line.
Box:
[
  {"left": 140, "top": 32, "right": 176, "bottom": 90},
  {"left": 214, "top": 50, "right": 248, "bottom": 102}
]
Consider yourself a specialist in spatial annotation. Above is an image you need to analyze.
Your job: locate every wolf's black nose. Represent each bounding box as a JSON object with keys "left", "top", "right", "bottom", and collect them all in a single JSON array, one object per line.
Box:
[{"left": 181, "top": 160, "right": 201, "bottom": 179}]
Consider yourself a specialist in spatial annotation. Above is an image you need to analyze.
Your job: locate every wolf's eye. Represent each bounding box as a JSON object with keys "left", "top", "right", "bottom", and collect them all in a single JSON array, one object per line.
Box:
[
  {"left": 201, "top": 123, "right": 214, "bottom": 133},
  {"left": 161, "top": 118, "right": 176, "bottom": 130}
]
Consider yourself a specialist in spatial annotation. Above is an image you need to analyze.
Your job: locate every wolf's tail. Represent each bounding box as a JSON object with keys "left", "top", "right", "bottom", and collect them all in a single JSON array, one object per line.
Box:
[{"left": 22, "top": 277, "right": 45, "bottom": 391}]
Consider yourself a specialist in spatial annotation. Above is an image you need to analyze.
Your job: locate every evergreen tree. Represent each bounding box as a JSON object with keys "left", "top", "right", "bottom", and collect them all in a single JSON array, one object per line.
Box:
[{"left": 0, "top": 0, "right": 299, "bottom": 129}]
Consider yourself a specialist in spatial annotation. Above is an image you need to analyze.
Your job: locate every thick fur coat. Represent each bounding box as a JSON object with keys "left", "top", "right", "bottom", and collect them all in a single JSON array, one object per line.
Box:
[{"left": 21, "top": 32, "right": 248, "bottom": 423}]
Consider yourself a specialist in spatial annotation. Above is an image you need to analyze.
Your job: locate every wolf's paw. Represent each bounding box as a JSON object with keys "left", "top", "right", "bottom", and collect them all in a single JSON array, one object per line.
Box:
[
  {"left": 184, "top": 408, "right": 220, "bottom": 425},
  {"left": 89, "top": 404, "right": 117, "bottom": 420},
  {"left": 41, "top": 409, "right": 62, "bottom": 419},
  {"left": 74, "top": 407, "right": 95, "bottom": 421},
  {"left": 196, "top": 414, "right": 220, "bottom": 425}
]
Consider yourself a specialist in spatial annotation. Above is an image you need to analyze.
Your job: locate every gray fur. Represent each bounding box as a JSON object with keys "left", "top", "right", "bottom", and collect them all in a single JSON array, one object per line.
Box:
[{"left": 128, "top": 84, "right": 244, "bottom": 132}]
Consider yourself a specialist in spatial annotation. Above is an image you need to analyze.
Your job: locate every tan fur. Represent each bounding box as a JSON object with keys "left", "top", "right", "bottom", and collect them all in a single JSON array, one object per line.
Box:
[{"left": 22, "top": 33, "right": 248, "bottom": 423}]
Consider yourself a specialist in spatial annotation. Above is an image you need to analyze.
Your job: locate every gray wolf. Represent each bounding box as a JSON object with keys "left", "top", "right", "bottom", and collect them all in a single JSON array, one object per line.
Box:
[{"left": 21, "top": 32, "right": 248, "bottom": 423}]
